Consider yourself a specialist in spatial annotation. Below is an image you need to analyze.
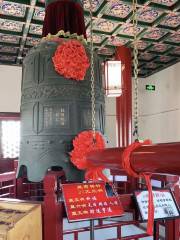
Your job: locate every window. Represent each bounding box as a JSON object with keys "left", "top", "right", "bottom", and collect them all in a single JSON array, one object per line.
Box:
[{"left": 0, "top": 113, "right": 20, "bottom": 158}]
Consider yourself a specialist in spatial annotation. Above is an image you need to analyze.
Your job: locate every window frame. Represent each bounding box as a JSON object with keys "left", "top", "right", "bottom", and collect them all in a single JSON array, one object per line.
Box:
[{"left": 0, "top": 112, "right": 20, "bottom": 159}]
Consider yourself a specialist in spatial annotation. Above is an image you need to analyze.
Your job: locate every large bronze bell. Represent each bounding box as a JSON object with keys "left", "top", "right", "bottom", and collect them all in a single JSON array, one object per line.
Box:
[{"left": 18, "top": 0, "right": 105, "bottom": 182}]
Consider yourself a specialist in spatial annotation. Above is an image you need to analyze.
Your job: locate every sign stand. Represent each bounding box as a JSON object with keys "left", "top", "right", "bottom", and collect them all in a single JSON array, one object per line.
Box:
[
  {"left": 90, "top": 219, "right": 95, "bottom": 240},
  {"left": 153, "top": 222, "right": 157, "bottom": 239}
]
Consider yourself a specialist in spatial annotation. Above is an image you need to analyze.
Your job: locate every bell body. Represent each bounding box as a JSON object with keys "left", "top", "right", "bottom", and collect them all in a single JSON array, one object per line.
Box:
[{"left": 18, "top": 40, "right": 105, "bottom": 182}]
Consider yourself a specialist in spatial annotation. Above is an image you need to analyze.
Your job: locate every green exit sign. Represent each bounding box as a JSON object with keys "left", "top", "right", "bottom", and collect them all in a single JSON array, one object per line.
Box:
[{"left": 146, "top": 85, "right": 155, "bottom": 91}]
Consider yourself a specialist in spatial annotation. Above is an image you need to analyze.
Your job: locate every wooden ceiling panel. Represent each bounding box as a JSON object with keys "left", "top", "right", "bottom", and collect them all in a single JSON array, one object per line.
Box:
[{"left": 0, "top": 0, "right": 179, "bottom": 77}]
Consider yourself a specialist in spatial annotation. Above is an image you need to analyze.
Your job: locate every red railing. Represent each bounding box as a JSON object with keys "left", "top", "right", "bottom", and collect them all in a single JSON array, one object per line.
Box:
[
  {"left": 0, "top": 159, "right": 179, "bottom": 240},
  {"left": 0, "top": 158, "right": 17, "bottom": 198},
  {"left": 63, "top": 220, "right": 150, "bottom": 240},
  {"left": 0, "top": 171, "right": 16, "bottom": 198}
]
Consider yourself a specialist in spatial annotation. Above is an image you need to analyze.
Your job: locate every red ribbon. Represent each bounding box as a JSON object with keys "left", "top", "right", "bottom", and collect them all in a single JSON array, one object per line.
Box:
[{"left": 122, "top": 140, "right": 154, "bottom": 236}]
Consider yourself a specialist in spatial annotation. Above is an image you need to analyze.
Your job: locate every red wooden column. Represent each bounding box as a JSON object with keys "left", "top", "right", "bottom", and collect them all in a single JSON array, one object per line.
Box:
[
  {"left": 115, "top": 46, "right": 132, "bottom": 148},
  {"left": 114, "top": 46, "right": 134, "bottom": 191}
]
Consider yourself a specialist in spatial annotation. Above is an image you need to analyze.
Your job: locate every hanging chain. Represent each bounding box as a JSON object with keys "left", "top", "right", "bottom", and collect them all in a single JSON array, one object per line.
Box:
[
  {"left": 132, "top": 0, "right": 139, "bottom": 140},
  {"left": 89, "top": 0, "right": 96, "bottom": 139}
]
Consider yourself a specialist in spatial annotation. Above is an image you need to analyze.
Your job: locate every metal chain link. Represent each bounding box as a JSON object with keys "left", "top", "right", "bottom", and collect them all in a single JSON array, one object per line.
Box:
[
  {"left": 132, "top": 0, "right": 139, "bottom": 140},
  {"left": 89, "top": 0, "right": 96, "bottom": 139}
]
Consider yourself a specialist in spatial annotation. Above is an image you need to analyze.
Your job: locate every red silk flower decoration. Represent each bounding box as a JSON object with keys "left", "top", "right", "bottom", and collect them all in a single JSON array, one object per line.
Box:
[
  {"left": 52, "top": 39, "right": 90, "bottom": 81},
  {"left": 70, "top": 131, "right": 109, "bottom": 182}
]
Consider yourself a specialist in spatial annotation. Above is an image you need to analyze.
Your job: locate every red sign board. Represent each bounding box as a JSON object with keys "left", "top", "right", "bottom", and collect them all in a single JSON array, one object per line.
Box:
[{"left": 62, "top": 182, "right": 124, "bottom": 222}]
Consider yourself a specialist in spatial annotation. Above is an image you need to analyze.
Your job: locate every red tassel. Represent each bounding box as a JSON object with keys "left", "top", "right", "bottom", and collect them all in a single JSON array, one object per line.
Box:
[
  {"left": 143, "top": 174, "right": 154, "bottom": 236},
  {"left": 122, "top": 140, "right": 154, "bottom": 236}
]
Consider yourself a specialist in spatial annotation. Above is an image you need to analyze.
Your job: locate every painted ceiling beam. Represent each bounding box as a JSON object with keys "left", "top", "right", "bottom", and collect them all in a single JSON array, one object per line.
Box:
[{"left": 16, "top": 0, "right": 37, "bottom": 64}]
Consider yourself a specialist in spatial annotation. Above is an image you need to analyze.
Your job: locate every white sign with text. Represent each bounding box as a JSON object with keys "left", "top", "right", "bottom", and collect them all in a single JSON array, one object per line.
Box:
[{"left": 134, "top": 189, "right": 180, "bottom": 221}]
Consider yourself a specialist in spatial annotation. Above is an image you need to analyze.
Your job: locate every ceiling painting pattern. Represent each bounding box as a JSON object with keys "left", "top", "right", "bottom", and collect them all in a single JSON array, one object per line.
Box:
[{"left": 0, "top": 0, "right": 179, "bottom": 78}]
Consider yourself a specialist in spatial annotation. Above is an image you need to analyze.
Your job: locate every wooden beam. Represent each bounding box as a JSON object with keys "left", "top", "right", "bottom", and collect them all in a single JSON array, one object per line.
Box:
[{"left": 86, "top": 142, "right": 180, "bottom": 175}]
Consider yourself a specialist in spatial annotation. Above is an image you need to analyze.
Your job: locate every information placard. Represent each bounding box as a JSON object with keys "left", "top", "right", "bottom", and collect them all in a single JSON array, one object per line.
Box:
[
  {"left": 62, "top": 183, "right": 124, "bottom": 222},
  {"left": 134, "top": 189, "right": 180, "bottom": 221}
]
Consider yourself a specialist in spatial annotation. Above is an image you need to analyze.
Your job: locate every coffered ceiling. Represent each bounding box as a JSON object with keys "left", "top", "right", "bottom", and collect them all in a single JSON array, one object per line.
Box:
[{"left": 0, "top": 0, "right": 179, "bottom": 77}]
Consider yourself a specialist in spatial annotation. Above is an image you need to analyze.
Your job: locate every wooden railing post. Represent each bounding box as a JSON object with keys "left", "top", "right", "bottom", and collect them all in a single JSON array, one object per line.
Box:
[{"left": 43, "top": 171, "right": 65, "bottom": 240}]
